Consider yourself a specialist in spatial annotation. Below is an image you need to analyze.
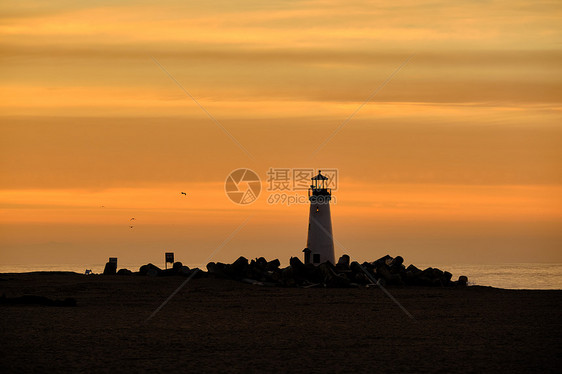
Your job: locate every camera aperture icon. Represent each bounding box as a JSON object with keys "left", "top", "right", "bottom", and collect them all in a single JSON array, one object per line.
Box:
[{"left": 225, "top": 168, "right": 261, "bottom": 205}]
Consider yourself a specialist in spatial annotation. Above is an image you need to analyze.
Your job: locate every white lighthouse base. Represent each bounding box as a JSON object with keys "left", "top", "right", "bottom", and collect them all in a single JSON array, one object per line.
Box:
[{"left": 306, "top": 199, "right": 335, "bottom": 265}]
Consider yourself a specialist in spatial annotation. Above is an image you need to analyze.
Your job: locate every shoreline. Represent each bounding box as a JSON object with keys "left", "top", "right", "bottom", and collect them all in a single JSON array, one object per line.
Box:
[
  {"left": 2, "top": 261, "right": 561, "bottom": 290},
  {"left": 1, "top": 270, "right": 562, "bottom": 291}
]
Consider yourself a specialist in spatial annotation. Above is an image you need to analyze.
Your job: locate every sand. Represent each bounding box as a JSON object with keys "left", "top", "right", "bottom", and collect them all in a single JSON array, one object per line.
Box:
[{"left": 1, "top": 272, "right": 560, "bottom": 373}]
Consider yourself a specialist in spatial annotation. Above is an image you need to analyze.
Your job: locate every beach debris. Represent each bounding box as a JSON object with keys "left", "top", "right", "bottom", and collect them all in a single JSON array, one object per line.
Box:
[
  {"left": 0, "top": 294, "right": 77, "bottom": 307},
  {"left": 242, "top": 278, "right": 264, "bottom": 286}
]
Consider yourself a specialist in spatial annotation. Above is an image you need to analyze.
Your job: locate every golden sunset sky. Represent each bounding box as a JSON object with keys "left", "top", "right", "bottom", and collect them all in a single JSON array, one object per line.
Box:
[{"left": 1, "top": 0, "right": 561, "bottom": 268}]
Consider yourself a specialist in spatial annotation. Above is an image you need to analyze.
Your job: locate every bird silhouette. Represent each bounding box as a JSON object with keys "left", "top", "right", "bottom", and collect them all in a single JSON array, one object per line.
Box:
[{"left": 181, "top": 192, "right": 187, "bottom": 195}]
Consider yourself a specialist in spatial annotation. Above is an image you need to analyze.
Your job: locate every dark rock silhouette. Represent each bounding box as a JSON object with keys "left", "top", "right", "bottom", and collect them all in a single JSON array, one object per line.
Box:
[
  {"left": 336, "top": 254, "right": 350, "bottom": 271},
  {"left": 131, "top": 261, "right": 201, "bottom": 278},
  {"left": 205, "top": 254, "right": 469, "bottom": 288},
  {"left": 160, "top": 262, "right": 192, "bottom": 276},
  {"left": 133, "top": 254, "right": 468, "bottom": 288},
  {"left": 103, "top": 261, "right": 117, "bottom": 275},
  {"left": 458, "top": 275, "right": 468, "bottom": 286},
  {"left": 139, "top": 263, "right": 162, "bottom": 277},
  {"left": 266, "top": 259, "right": 280, "bottom": 271}
]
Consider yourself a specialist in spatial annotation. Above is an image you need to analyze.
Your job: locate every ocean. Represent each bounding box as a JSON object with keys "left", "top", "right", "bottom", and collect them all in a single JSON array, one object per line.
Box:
[{"left": 0, "top": 262, "right": 560, "bottom": 290}]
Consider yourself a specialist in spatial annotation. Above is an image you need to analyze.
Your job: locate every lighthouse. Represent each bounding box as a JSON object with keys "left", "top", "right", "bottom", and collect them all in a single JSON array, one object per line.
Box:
[{"left": 303, "top": 170, "right": 335, "bottom": 265}]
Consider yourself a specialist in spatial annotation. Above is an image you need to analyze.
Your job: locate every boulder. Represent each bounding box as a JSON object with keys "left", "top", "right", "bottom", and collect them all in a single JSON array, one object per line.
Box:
[
  {"left": 337, "top": 255, "right": 350, "bottom": 268},
  {"left": 206, "top": 262, "right": 228, "bottom": 278},
  {"left": 255, "top": 257, "right": 268, "bottom": 268},
  {"left": 289, "top": 256, "right": 306, "bottom": 273},
  {"left": 457, "top": 275, "right": 468, "bottom": 286},
  {"left": 349, "top": 261, "right": 363, "bottom": 274},
  {"left": 139, "top": 263, "right": 162, "bottom": 276},
  {"left": 406, "top": 264, "right": 422, "bottom": 275},
  {"left": 348, "top": 261, "right": 369, "bottom": 284},
  {"left": 116, "top": 268, "right": 132, "bottom": 275},
  {"left": 266, "top": 259, "right": 281, "bottom": 271},
  {"left": 318, "top": 262, "right": 352, "bottom": 287},
  {"left": 361, "top": 261, "right": 376, "bottom": 273},
  {"left": 280, "top": 266, "right": 296, "bottom": 287},
  {"left": 375, "top": 265, "right": 392, "bottom": 282},
  {"left": 188, "top": 268, "right": 205, "bottom": 278},
  {"left": 160, "top": 268, "right": 178, "bottom": 276},
  {"left": 230, "top": 256, "right": 249, "bottom": 277},
  {"left": 376, "top": 264, "right": 403, "bottom": 285},
  {"left": 389, "top": 256, "right": 405, "bottom": 275},
  {"left": 432, "top": 268, "right": 444, "bottom": 279},
  {"left": 206, "top": 261, "right": 217, "bottom": 273},
  {"left": 373, "top": 255, "right": 393, "bottom": 267},
  {"left": 391, "top": 256, "right": 404, "bottom": 267},
  {"left": 336, "top": 254, "right": 351, "bottom": 270}
]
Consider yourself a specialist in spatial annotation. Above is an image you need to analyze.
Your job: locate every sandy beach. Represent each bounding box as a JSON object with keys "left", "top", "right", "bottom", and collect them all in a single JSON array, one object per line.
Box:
[{"left": 1, "top": 272, "right": 560, "bottom": 373}]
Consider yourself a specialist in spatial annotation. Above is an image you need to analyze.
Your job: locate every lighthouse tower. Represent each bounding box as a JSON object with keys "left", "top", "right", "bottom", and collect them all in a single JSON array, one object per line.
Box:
[{"left": 304, "top": 170, "right": 335, "bottom": 265}]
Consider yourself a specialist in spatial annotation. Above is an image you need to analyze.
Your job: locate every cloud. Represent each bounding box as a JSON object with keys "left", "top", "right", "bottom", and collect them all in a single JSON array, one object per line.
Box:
[{"left": 1, "top": 114, "right": 561, "bottom": 189}]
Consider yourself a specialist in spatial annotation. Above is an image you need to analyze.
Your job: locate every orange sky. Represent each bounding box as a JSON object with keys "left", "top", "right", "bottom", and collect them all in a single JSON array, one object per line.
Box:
[{"left": 1, "top": 0, "right": 561, "bottom": 267}]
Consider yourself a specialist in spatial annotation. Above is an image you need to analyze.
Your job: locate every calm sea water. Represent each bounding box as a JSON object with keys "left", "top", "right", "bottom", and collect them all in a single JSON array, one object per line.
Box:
[
  {"left": 0, "top": 263, "right": 560, "bottom": 290},
  {"left": 416, "top": 263, "right": 562, "bottom": 290}
]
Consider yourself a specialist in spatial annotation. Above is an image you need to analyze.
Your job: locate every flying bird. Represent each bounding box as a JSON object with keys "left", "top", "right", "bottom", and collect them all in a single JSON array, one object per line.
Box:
[{"left": 181, "top": 192, "right": 187, "bottom": 196}]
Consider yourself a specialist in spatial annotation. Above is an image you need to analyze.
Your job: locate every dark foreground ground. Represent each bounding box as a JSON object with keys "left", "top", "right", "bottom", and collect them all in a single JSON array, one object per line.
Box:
[{"left": 0, "top": 273, "right": 560, "bottom": 373}]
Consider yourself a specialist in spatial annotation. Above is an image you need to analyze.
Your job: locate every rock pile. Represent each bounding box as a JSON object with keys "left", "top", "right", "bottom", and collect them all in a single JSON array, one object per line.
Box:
[
  {"left": 104, "top": 254, "right": 468, "bottom": 288},
  {"left": 102, "top": 262, "right": 202, "bottom": 278},
  {"left": 206, "top": 254, "right": 468, "bottom": 288}
]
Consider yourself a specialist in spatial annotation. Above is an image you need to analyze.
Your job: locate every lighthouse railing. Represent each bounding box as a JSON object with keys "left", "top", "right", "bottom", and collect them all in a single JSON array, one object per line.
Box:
[{"left": 308, "top": 188, "right": 331, "bottom": 198}]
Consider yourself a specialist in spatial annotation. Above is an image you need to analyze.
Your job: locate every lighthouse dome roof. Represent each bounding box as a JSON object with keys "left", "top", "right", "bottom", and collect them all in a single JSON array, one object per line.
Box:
[{"left": 311, "top": 171, "right": 329, "bottom": 180}]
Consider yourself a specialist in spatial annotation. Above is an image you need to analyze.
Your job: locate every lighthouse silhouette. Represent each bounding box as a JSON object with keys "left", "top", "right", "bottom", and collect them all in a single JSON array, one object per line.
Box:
[{"left": 303, "top": 170, "right": 335, "bottom": 265}]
